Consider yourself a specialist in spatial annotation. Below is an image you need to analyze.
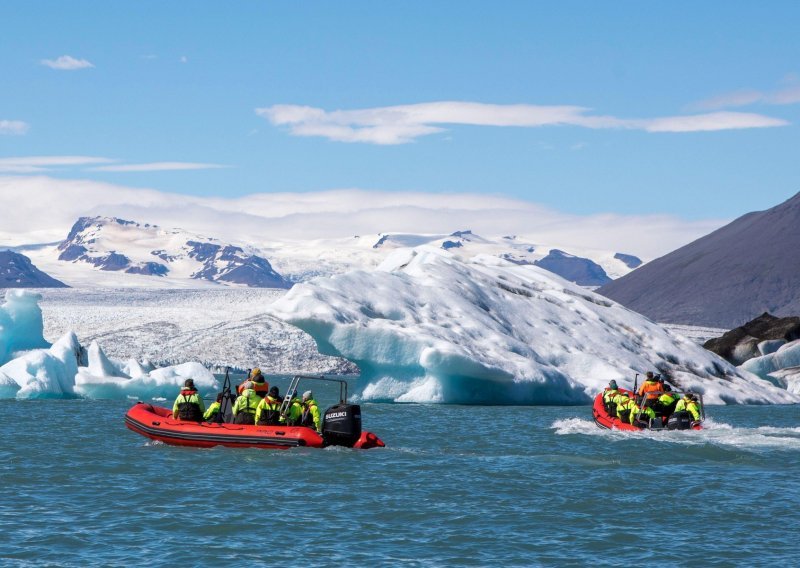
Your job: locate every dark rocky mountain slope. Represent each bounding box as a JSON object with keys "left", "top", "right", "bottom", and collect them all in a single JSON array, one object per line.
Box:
[
  {"left": 598, "top": 192, "right": 800, "bottom": 327},
  {"left": 0, "top": 251, "right": 68, "bottom": 288}
]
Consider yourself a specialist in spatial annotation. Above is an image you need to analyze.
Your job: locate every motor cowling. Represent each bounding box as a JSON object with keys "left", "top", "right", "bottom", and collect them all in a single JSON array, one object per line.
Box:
[
  {"left": 322, "top": 403, "right": 362, "bottom": 447},
  {"left": 667, "top": 411, "right": 692, "bottom": 430}
]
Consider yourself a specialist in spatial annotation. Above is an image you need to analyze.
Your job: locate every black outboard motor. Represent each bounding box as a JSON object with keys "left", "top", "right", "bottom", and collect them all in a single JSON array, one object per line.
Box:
[
  {"left": 667, "top": 411, "right": 692, "bottom": 430},
  {"left": 322, "top": 403, "right": 362, "bottom": 447}
]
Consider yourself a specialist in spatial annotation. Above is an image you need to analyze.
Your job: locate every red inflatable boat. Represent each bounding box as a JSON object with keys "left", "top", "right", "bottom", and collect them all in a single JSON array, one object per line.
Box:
[
  {"left": 125, "top": 374, "right": 385, "bottom": 450},
  {"left": 592, "top": 387, "right": 704, "bottom": 431},
  {"left": 125, "top": 403, "right": 384, "bottom": 449}
]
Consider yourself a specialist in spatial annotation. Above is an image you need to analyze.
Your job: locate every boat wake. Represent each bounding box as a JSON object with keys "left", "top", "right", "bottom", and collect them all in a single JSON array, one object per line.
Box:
[{"left": 552, "top": 417, "right": 800, "bottom": 452}]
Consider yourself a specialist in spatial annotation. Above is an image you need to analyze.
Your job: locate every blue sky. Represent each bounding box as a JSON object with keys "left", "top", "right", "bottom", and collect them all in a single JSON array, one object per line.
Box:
[{"left": 2, "top": 1, "right": 799, "bottom": 220}]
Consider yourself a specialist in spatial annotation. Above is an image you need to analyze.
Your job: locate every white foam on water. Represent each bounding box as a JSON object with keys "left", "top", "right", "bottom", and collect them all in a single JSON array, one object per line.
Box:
[{"left": 552, "top": 417, "right": 607, "bottom": 437}]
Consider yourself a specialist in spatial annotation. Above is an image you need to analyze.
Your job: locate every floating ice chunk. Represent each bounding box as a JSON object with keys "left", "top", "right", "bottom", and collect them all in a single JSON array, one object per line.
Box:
[
  {"left": 0, "top": 332, "right": 80, "bottom": 399},
  {"left": 87, "top": 340, "right": 130, "bottom": 378},
  {"left": 0, "top": 371, "right": 20, "bottom": 398},
  {"left": 0, "top": 290, "right": 50, "bottom": 365},
  {"left": 75, "top": 361, "right": 217, "bottom": 400},
  {"left": 766, "top": 367, "right": 800, "bottom": 395},
  {"left": 758, "top": 339, "right": 786, "bottom": 357},
  {"left": 272, "top": 249, "right": 795, "bottom": 405},
  {"left": 148, "top": 362, "right": 216, "bottom": 389},
  {"left": 122, "top": 358, "right": 149, "bottom": 378},
  {"left": 740, "top": 339, "right": 800, "bottom": 381}
]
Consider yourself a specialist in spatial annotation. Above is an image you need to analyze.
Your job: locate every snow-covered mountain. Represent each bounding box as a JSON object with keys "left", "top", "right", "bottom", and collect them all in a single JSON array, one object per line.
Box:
[
  {"left": 271, "top": 247, "right": 796, "bottom": 405},
  {"left": 50, "top": 216, "right": 290, "bottom": 288},
  {"left": 0, "top": 251, "right": 67, "bottom": 289},
  {"left": 264, "top": 229, "right": 641, "bottom": 286},
  {"left": 18, "top": 215, "right": 641, "bottom": 289}
]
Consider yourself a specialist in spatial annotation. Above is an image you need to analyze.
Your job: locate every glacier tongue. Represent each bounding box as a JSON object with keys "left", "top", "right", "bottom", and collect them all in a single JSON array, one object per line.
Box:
[{"left": 271, "top": 247, "right": 797, "bottom": 404}]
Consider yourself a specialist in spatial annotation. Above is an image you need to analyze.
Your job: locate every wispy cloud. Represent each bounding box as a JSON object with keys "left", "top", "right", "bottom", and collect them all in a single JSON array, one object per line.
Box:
[
  {"left": 179, "top": 55, "right": 188, "bottom": 64},
  {"left": 40, "top": 55, "right": 94, "bottom": 70},
  {"left": 0, "top": 157, "right": 227, "bottom": 174},
  {"left": 257, "top": 101, "right": 788, "bottom": 145},
  {"left": 0, "top": 120, "right": 29, "bottom": 135},
  {"left": 691, "top": 78, "right": 800, "bottom": 111},
  {"left": 90, "top": 162, "right": 227, "bottom": 172},
  {"left": 0, "top": 156, "right": 113, "bottom": 173}
]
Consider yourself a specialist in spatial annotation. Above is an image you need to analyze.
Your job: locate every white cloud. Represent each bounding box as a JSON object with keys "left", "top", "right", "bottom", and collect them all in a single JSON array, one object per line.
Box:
[
  {"left": 0, "top": 156, "right": 114, "bottom": 173},
  {"left": 641, "top": 111, "right": 788, "bottom": 132},
  {"left": 0, "top": 175, "right": 726, "bottom": 259},
  {"left": 40, "top": 55, "right": 94, "bottom": 70},
  {"left": 0, "top": 120, "right": 29, "bottom": 135},
  {"left": 90, "top": 162, "right": 227, "bottom": 172},
  {"left": 257, "top": 101, "right": 788, "bottom": 144}
]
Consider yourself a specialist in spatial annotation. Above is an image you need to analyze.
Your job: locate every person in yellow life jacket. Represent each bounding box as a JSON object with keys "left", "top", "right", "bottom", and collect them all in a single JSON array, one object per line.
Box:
[
  {"left": 255, "top": 386, "right": 282, "bottom": 425},
  {"left": 203, "top": 393, "right": 223, "bottom": 421},
  {"left": 653, "top": 384, "right": 679, "bottom": 416},
  {"left": 232, "top": 386, "right": 260, "bottom": 425},
  {"left": 300, "top": 390, "right": 321, "bottom": 432},
  {"left": 280, "top": 391, "right": 303, "bottom": 426},
  {"left": 638, "top": 371, "right": 663, "bottom": 401},
  {"left": 603, "top": 380, "right": 620, "bottom": 405},
  {"left": 630, "top": 400, "right": 656, "bottom": 427},
  {"left": 616, "top": 395, "right": 635, "bottom": 423},
  {"left": 172, "top": 379, "right": 205, "bottom": 421},
  {"left": 675, "top": 392, "right": 702, "bottom": 421}
]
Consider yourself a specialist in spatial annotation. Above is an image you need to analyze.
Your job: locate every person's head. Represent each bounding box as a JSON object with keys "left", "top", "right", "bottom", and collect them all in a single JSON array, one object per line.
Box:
[
  {"left": 184, "top": 378, "right": 195, "bottom": 390},
  {"left": 250, "top": 367, "right": 263, "bottom": 379},
  {"left": 646, "top": 371, "right": 654, "bottom": 380},
  {"left": 242, "top": 380, "right": 254, "bottom": 391},
  {"left": 269, "top": 386, "right": 279, "bottom": 398},
  {"left": 664, "top": 384, "right": 672, "bottom": 392},
  {"left": 685, "top": 392, "right": 695, "bottom": 401},
  {"left": 608, "top": 380, "right": 618, "bottom": 390},
  {"left": 216, "top": 393, "right": 223, "bottom": 403},
  {"left": 303, "top": 390, "right": 313, "bottom": 402}
]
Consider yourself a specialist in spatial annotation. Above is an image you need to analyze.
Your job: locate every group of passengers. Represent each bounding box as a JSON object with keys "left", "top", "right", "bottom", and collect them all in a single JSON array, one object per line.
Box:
[
  {"left": 602, "top": 371, "right": 702, "bottom": 427},
  {"left": 171, "top": 368, "right": 322, "bottom": 432}
]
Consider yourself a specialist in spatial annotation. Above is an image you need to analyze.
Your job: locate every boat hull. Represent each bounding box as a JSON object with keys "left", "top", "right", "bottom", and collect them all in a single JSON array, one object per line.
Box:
[{"left": 125, "top": 402, "right": 384, "bottom": 449}]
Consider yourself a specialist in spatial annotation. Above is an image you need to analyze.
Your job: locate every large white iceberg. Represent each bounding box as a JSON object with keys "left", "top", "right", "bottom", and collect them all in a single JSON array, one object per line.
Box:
[{"left": 271, "top": 248, "right": 797, "bottom": 404}]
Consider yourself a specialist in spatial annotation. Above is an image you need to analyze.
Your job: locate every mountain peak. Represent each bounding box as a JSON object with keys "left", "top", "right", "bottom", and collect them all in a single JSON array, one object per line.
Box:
[{"left": 56, "top": 216, "right": 290, "bottom": 288}]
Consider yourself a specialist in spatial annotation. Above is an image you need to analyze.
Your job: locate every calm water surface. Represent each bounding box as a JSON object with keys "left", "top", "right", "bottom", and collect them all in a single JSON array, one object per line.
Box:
[{"left": 1, "top": 392, "right": 799, "bottom": 566}]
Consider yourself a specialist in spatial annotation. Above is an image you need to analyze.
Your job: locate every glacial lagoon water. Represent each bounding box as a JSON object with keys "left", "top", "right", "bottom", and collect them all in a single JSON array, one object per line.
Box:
[{"left": 1, "top": 391, "right": 799, "bottom": 566}]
